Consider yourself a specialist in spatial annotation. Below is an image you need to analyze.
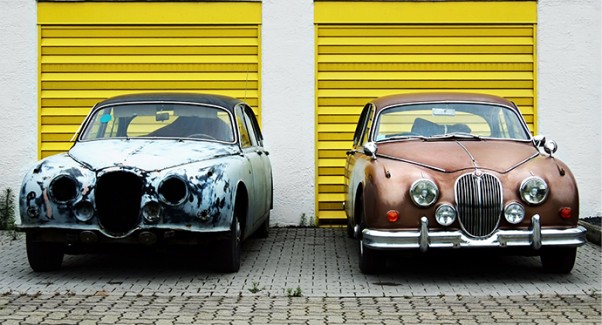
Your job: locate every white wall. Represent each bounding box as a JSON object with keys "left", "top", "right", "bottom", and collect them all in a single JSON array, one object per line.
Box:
[
  {"left": 1, "top": 0, "right": 600, "bottom": 225},
  {"left": 261, "top": 0, "right": 316, "bottom": 226},
  {"left": 538, "top": 0, "right": 602, "bottom": 218},
  {"left": 0, "top": 0, "right": 37, "bottom": 220}
]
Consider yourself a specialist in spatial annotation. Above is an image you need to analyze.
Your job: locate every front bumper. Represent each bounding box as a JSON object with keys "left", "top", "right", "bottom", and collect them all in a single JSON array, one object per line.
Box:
[{"left": 362, "top": 215, "right": 587, "bottom": 252}]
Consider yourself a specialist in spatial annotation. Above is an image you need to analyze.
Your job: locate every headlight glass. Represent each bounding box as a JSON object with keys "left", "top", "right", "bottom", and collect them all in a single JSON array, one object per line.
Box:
[
  {"left": 142, "top": 201, "right": 162, "bottom": 223},
  {"left": 435, "top": 204, "right": 456, "bottom": 226},
  {"left": 73, "top": 200, "right": 94, "bottom": 222},
  {"left": 409, "top": 179, "right": 438, "bottom": 207},
  {"left": 504, "top": 202, "right": 525, "bottom": 224},
  {"left": 520, "top": 176, "right": 548, "bottom": 205}
]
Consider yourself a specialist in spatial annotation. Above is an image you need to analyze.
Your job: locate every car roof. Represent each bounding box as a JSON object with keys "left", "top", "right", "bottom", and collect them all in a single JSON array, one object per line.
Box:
[
  {"left": 370, "top": 92, "right": 517, "bottom": 112},
  {"left": 94, "top": 92, "right": 246, "bottom": 113}
]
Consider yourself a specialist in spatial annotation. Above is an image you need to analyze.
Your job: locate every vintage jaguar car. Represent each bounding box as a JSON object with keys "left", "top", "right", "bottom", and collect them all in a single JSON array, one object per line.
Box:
[
  {"left": 19, "top": 93, "right": 272, "bottom": 272},
  {"left": 344, "top": 92, "right": 586, "bottom": 274}
]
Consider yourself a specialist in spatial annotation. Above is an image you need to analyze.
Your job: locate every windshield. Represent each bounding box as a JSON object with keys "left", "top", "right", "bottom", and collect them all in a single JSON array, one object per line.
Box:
[
  {"left": 79, "top": 103, "right": 235, "bottom": 143},
  {"left": 374, "top": 103, "right": 531, "bottom": 141}
]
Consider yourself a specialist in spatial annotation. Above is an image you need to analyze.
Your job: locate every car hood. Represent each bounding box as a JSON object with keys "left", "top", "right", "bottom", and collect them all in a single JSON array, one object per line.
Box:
[
  {"left": 376, "top": 139, "right": 539, "bottom": 173},
  {"left": 69, "top": 139, "right": 239, "bottom": 172}
]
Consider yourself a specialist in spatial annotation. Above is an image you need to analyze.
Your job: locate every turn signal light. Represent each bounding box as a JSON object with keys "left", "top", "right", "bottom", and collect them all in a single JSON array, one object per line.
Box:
[
  {"left": 386, "top": 210, "right": 399, "bottom": 223},
  {"left": 559, "top": 207, "right": 572, "bottom": 220}
]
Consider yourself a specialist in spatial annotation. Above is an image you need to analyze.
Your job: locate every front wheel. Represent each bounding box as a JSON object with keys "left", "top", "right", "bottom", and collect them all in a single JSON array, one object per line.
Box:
[
  {"left": 254, "top": 211, "right": 270, "bottom": 238},
  {"left": 358, "top": 239, "right": 382, "bottom": 274},
  {"left": 540, "top": 247, "right": 577, "bottom": 274},
  {"left": 26, "top": 233, "right": 65, "bottom": 272},
  {"left": 216, "top": 217, "right": 241, "bottom": 273}
]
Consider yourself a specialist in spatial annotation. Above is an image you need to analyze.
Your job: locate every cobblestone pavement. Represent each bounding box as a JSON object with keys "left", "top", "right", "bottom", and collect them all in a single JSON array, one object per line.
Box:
[{"left": 0, "top": 228, "right": 600, "bottom": 324}]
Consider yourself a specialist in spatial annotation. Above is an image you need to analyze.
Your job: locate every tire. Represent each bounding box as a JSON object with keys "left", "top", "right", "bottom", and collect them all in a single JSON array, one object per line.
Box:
[
  {"left": 216, "top": 216, "right": 241, "bottom": 273},
  {"left": 254, "top": 211, "right": 270, "bottom": 238},
  {"left": 26, "top": 233, "right": 65, "bottom": 272},
  {"left": 540, "top": 247, "right": 577, "bottom": 274},
  {"left": 359, "top": 240, "right": 381, "bottom": 274},
  {"left": 346, "top": 219, "right": 355, "bottom": 239},
  {"left": 355, "top": 193, "right": 382, "bottom": 274}
]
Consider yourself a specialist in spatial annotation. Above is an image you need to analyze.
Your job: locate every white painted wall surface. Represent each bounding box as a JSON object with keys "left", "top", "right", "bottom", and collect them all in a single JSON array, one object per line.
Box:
[
  {"left": 0, "top": 0, "right": 37, "bottom": 223},
  {"left": 0, "top": 0, "right": 600, "bottom": 225},
  {"left": 538, "top": 0, "right": 601, "bottom": 218},
  {"left": 261, "top": 0, "right": 316, "bottom": 226}
]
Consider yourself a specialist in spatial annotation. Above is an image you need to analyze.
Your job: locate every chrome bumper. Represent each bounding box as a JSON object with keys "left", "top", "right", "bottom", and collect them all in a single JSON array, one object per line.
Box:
[{"left": 362, "top": 215, "right": 587, "bottom": 252}]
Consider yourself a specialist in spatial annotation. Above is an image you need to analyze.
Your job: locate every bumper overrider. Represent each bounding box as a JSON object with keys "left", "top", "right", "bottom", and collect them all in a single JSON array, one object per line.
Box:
[{"left": 361, "top": 215, "right": 587, "bottom": 252}]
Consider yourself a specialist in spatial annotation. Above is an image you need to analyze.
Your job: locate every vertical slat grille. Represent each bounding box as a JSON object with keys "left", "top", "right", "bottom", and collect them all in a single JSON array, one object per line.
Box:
[{"left": 455, "top": 173, "right": 502, "bottom": 237}]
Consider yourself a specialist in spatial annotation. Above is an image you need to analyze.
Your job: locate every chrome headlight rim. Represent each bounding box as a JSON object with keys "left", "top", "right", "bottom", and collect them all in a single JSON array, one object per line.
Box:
[
  {"left": 504, "top": 201, "right": 525, "bottom": 224},
  {"left": 409, "top": 178, "right": 439, "bottom": 208},
  {"left": 157, "top": 174, "right": 189, "bottom": 206},
  {"left": 435, "top": 204, "right": 456, "bottom": 226},
  {"left": 48, "top": 174, "right": 81, "bottom": 204},
  {"left": 519, "top": 176, "right": 549, "bottom": 205}
]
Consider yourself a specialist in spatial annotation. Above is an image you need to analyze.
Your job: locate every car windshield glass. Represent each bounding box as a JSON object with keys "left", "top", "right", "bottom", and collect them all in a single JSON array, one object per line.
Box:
[
  {"left": 79, "top": 103, "right": 235, "bottom": 142},
  {"left": 374, "top": 103, "right": 531, "bottom": 141}
]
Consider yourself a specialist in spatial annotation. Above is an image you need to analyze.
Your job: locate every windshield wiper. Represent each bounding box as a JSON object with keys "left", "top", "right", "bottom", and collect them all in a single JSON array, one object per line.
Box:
[{"left": 427, "top": 133, "right": 481, "bottom": 141}]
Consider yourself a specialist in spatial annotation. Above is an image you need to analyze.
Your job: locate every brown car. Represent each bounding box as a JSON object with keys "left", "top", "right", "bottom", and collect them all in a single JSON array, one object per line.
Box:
[{"left": 344, "top": 92, "right": 586, "bottom": 274}]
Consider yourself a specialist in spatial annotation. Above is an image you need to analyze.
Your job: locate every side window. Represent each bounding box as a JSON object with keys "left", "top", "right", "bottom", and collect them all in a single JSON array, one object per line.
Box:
[
  {"left": 353, "top": 104, "right": 372, "bottom": 147},
  {"left": 358, "top": 105, "right": 374, "bottom": 146},
  {"left": 243, "top": 106, "right": 263, "bottom": 147},
  {"left": 235, "top": 106, "right": 252, "bottom": 148}
]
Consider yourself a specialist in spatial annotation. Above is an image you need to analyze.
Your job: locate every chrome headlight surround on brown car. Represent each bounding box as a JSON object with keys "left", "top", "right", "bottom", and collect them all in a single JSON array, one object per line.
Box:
[
  {"left": 435, "top": 204, "right": 456, "bottom": 226},
  {"left": 409, "top": 179, "right": 438, "bottom": 207},
  {"left": 519, "top": 176, "right": 548, "bottom": 205},
  {"left": 504, "top": 201, "right": 525, "bottom": 224}
]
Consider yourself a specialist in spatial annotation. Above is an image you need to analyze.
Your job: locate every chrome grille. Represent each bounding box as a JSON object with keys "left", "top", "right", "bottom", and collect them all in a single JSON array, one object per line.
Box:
[{"left": 455, "top": 172, "right": 503, "bottom": 238}]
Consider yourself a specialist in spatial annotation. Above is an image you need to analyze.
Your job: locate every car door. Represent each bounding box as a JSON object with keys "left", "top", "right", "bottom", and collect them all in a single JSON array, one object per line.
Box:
[{"left": 235, "top": 105, "right": 269, "bottom": 228}]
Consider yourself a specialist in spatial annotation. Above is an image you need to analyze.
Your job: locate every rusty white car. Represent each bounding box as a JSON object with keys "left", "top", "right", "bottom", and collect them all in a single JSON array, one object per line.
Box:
[
  {"left": 19, "top": 93, "right": 272, "bottom": 272},
  {"left": 345, "top": 92, "right": 586, "bottom": 274}
]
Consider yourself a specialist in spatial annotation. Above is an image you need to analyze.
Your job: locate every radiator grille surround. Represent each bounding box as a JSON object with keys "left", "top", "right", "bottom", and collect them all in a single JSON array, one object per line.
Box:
[
  {"left": 455, "top": 172, "right": 503, "bottom": 238},
  {"left": 96, "top": 171, "right": 143, "bottom": 236}
]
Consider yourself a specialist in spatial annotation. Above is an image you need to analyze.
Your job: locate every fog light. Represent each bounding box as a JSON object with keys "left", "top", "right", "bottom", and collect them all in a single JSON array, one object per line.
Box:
[
  {"left": 559, "top": 207, "right": 572, "bottom": 220},
  {"left": 504, "top": 202, "right": 525, "bottom": 224},
  {"left": 435, "top": 204, "right": 456, "bottom": 226},
  {"left": 27, "top": 207, "right": 39, "bottom": 218},
  {"left": 386, "top": 210, "right": 399, "bottom": 223},
  {"left": 142, "top": 201, "right": 161, "bottom": 223},
  {"left": 74, "top": 201, "right": 94, "bottom": 222}
]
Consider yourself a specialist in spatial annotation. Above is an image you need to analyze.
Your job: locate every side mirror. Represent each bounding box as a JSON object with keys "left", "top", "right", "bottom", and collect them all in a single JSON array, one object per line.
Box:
[
  {"left": 533, "top": 135, "right": 558, "bottom": 156},
  {"left": 363, "top": 142, "right": 378, "bottom": 160},
  {"left": 543, "top": 140, "right": 558, "bottom": 156}
]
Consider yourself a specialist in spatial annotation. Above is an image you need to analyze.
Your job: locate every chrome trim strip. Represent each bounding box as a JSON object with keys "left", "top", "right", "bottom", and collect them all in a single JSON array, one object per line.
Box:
[{"left": 362, "top": 224, "right": 587, "bottom": 251}]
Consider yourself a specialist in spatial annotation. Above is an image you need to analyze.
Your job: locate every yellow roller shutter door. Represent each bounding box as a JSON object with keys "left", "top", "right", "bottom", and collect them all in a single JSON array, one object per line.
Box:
[
  {"left": 38, "top": 2, "right": 261, "bottom": 158},
  {"left": 315, "top": 1, "right": 537, "bottom": 223}
]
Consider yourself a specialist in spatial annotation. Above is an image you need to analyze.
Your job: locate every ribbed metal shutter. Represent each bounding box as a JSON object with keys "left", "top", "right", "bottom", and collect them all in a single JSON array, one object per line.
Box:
[
  {"left": 38, "top": 2, "right": 261, "bottom": 158},
  {"left": 315, "top": 2, "right": 537, "bottom": 223}
]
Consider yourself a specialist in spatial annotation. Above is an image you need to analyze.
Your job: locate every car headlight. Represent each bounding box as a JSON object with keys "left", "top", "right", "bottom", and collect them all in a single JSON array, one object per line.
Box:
[
  {"left": 73, "top": 200, "right": 94, "bottom": 222},
  {"left": 142, "top": 201, "right": 162, "bottom": 223},
  {"left": 504, "top": 202, "right": 525, "bottom": 224},
  {"left": 48, "top": 174, "right": 79, "bottom": 203},
  {"left": 409, "top": 179, "right": 438, "bottom": 207},
  {"left": 158, "top": 175, "right": 188, "bottom": 206},
  {"left": 520, "top": 176, "right": 548, "bottom": 205},
  {"left": 435, "top": 204, "right": 456, "bottom": 226}
]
